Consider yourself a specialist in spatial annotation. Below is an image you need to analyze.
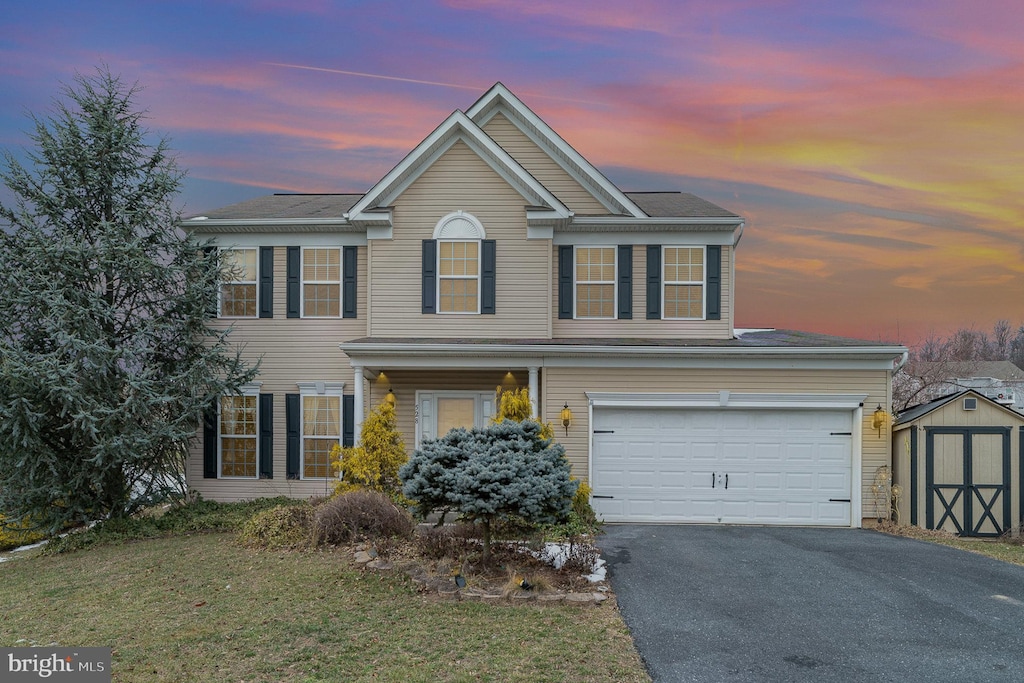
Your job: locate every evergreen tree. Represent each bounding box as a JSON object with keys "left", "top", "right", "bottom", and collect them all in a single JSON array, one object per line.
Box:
[
  {"left": 0, "top": 68, "right": 256, "bottom": 530},
  {"left": 400, "top": 420, "right": 577, "bottom": 562}
]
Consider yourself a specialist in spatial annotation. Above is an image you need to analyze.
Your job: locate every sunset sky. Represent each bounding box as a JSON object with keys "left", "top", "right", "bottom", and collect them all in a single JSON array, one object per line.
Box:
[{"left": 1, "top": 1, "right": 1021, "bottom": 344}]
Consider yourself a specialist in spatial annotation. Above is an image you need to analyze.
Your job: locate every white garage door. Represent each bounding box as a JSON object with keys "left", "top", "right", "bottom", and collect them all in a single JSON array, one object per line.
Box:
[{"left": 591, "top": 407, "right": 853, "bottom": 526}]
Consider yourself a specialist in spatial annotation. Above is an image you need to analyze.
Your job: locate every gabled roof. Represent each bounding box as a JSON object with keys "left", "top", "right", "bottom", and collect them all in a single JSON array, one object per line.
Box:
[
  {"left": 190, "top": 194, "right": 361, "bottom": 221},
  {"left": 466, "top": 82, "right": 645, "bottom": 218},
  {"left": 894, "top": 389, "right": 1024, "bottom": 427},
  {"left": 346, "top": 108, "right": 570, "bottom": 230},
  {"left": 625, "top": 192, "right": 739, "bottom": 219}
]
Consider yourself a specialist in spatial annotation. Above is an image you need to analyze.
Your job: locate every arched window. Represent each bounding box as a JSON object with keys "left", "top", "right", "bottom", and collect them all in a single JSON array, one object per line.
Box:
[{"left": 433, "top": 211, "right": 485, "bottom": 314}]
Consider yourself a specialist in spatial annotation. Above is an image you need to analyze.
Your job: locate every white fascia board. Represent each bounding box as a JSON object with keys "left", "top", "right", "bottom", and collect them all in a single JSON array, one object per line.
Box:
[
  {"left": 182, "top": 218, "right": 356, "bottom": 231},
  {"left": 347, "top": 109, "right": 569, "bottom": 221},
  {"left": 585, "top": 392, "right": 869, "bottom": 410},
  {"left": 554, "top": 231, "right": 736, "bottom": 247},
  {"left": 567, "top": 216, "right": 743, "bottom": 227},
  {"left": 201, "top": 233, "right": 367, "bottom": 248},
  {"left": 467, "top": 84, "right": 645, "bottom": 218},
  {"left": 339, "top": 342, "right": 907, "bottom": 370}
]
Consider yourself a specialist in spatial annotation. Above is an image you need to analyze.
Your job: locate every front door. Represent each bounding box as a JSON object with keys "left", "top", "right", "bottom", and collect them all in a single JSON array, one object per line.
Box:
[
  {"left": 925, "top": 427, "right": 1011, "bottom": 537},
  {"left": 415, "top": 391, "right": 494, "bottom": 446}
]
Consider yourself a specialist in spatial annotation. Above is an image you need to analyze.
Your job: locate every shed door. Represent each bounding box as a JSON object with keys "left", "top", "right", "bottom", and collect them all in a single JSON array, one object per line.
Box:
[
  {"left": 926, "top": 428, "right": 1011, "bottom": 537},
  {"left": 591, "top": 407, "right": 853, "bottom": 526}
]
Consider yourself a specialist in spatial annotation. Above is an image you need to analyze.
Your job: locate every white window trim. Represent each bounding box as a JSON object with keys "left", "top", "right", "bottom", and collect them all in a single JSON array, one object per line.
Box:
[
  {"left": 218, "top": 247, "right": 259, "bottom": 319},
  {"left": 661, "top": 245, "right": 706, "bottom": 321},
  {"left": 436, "top": 240, "right": 482, "bottom": 315},
  {"left": 433, "top": 211, "right": 485, "bottom": 316},
  {"left": 300, "top": 247, "right": 343, "bottom": 319},
  {"left": 573, "top": 245, "right": 617, "bottom": 320},
  {"left": 217, "top": 382, "right": 262, "bottom": 479},
  {"left": 297, "top": 381, "right": 345, "bottom": 480}
]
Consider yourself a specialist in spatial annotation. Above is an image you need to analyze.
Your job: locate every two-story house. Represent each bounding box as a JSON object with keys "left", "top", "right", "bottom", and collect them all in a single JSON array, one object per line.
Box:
[{"left": 184, "top": 83, "right": 907, "bottom": 528}]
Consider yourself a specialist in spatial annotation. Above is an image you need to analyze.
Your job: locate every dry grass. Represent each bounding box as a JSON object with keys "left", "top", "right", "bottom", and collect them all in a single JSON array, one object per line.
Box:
[
  {"left": 875, "top": 521, "right": 1024, "bottom": 567},
  {"left": 0, "top": 533, "right": 649, "bottom": 682}
]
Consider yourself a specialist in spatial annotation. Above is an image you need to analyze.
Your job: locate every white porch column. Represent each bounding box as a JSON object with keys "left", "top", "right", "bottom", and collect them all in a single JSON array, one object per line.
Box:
[
  {"left": 352, "top": 364, "right": 365, "bottom": 442},
  {"left": 528, "top": 366, "right": 539, "bottom": 418}
]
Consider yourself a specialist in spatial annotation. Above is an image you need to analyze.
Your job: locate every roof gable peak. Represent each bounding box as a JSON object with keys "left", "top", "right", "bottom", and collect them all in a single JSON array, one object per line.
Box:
[{"left": 467, "top": 83, "right": 645, "bottom": 218}]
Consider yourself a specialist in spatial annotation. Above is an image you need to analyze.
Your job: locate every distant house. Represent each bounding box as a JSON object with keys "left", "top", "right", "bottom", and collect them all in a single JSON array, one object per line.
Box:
[
  {"left": 181, "top": 82, "right": 906, "bottom": 529},
  {"left": 902, "top": 361, "right": 1024, "bottom": 413}
]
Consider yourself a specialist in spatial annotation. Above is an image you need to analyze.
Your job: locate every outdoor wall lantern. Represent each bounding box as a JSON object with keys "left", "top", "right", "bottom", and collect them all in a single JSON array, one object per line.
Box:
[
  {"left": 871, "top": 404, "right": 888, "bottom": 437},
  {"left": 560, "top": 402, "right": 573, "bottom": 436},
  {"left": 385, "top": 388, "right": 396, "bottom": 407}
]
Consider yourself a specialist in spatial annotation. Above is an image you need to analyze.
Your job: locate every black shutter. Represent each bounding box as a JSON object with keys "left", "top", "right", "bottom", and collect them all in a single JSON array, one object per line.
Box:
[
  {"left": 258, "top": 247, "right": 274, "bottom": 318},
  {"left": 286, "top": 246, "right": 300, "bottom": 318},
  {"left": 558, "top": 245, "right": 573, "bottom": 319},
  {"left": 706, "top": 245, "right": 721, "bottom": 321},
  {"left": 342, "top": 394, "right": 355, "bottom": 447},
  {"left": 203, "top": 401, "right": 218, "bottom": 478},
  {"left": 342, "top": 245, "right": 358, "bottom": 319},
  {"left": 286, "top": 393, "right": 300, "bottom": 479},
  {"left": 258, "top": 393, "right": 274, "bottom": 479},
  {"left": 646, "top": 245, "right": 661, "bottom": 320},
  {"left": 617, "top": 245, "right": 632, "bottom": 320},
  {"left": 204, "top": 246, "right": 218, "bottom": 319},
  {"left": 422, "top": 239, "right": 437, "bottom": 314},
  {"left": 481, "top": 239, "right": 496, "bottom": 315}
]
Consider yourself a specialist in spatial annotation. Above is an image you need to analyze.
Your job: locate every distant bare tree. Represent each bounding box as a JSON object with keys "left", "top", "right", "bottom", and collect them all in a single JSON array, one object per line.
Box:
[{"left": 892, "top": 320, "right": 1024, "bottom": 413}]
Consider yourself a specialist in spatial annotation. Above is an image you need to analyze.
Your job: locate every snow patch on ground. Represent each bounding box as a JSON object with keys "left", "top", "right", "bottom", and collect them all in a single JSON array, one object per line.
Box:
[{"left": 536, "top": 541, "right": 606, "bottom": 582}]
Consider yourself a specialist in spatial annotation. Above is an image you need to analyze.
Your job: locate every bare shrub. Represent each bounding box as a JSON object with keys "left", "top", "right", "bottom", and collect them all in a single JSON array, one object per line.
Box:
[
  {"left": 414, "top": 524, "right": 479, "bottom": 560},
  {"left": 313, "top": 490, "right": 414, "bottom": 545},
  {"left": 560, "top": 536, "right": 601, "bottom": 575}
]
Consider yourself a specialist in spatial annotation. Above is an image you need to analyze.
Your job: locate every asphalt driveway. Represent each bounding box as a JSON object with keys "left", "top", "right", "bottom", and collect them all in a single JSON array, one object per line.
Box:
[{"left": 598, "top": 525, "right": 1024, "bottom": 682}]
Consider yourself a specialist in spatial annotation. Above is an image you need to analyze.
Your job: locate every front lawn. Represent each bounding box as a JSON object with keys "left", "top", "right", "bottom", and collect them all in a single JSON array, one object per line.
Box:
[{"left": 0, "top": 532, "right": 648, "bottom": 682}]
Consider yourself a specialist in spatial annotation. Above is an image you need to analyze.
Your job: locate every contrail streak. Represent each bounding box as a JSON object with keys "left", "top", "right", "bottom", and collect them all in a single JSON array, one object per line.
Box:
[{"left": 262, "top": 63, "right": 606, "bottom": 106}]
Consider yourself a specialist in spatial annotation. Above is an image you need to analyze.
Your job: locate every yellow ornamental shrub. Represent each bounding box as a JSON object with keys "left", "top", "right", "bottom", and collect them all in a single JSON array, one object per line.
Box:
[
  {"left": 331, "top": 401, "right": 406, "bottom": 496},
  {"left": 0, "top": 514, "right": 47, "bottom": 551},
  {"left": 492, "top": 387, "right": 554, "bottom": 439}
]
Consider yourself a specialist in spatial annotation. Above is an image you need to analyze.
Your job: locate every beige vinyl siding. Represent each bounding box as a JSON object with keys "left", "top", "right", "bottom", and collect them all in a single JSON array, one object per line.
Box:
[
  {"left": 366, "top": 369, "right": 518, "bottom": 453},
  {"left": 542, "top": 367, "right": 892, "bottom": 524},
  {"left": 552, "top": 244, "right": 733, "bottom": 339},
  {"left": 187, "top": 246, "right": 367, "bottom": 501},
  {"left": 482, "top": 113, "right": 608, "bottom": 215},
  {"left": 892, "top": 399, "right": 1024, "bottom": 531},
  {"left": 370, "top": 140, "right": 550, "bottom": 338}
]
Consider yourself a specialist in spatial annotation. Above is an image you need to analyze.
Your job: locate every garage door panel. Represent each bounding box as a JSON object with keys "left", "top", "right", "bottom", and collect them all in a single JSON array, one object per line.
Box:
[{"left": 592, "top": 407, "right": 853, "bottom": 526}]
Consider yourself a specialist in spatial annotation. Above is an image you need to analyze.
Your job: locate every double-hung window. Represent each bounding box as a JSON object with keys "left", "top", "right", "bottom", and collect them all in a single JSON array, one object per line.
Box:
[
  {"left": 663, "top": 247, "right": 704, "bottom": 319},
  {"left": 220, "top": 248, "right": 257, "bottom": 317},
  {"left": 296, "top": 382, "right": 344, "bottom": 479},
  {"left": 219, "top": 393, "right": 258, "bottom": 477},
  {"left": 302, "top": 247, "right": 341, "bottom": 318},
  {"left": 438, "top": 240, "right": 480, "bottom": 313},
  {"left": 302, "top": 395, "right": 340, "bottom": 478},
  {"left": 575, "top": 247, "right": 616, "bottom": 319}
]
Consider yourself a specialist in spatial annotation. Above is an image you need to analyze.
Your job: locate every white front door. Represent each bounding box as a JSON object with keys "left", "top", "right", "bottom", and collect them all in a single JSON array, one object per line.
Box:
[
  {"left": 591, "top": 407, "right": 854, "bottom": 526},
  {"left": 415, "top": 391, "right": 495, "bottom": 446}
]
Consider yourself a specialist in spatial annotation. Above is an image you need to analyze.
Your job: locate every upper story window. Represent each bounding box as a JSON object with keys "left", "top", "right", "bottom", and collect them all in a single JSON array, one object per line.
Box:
[
  {"left": 575, "top": 246, "right": 616, "bottom": 319},
  {"left": 439, "top": 241, "right": 479, "bottom": 313},
  {"left": 302, "top": 247, "right": 341, "bottom": 318},
  {"left": 663, "top": 247, "right": 704, "bottom": 319},
  {"left": 220, "top": 248, "right": 257, "bottom": 318}
]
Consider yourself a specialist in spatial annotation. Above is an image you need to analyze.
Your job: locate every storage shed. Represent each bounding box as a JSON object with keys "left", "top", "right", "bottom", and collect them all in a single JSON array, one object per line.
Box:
[{"left": 893, "top": 390, "right": 1024, "bottom": 537}]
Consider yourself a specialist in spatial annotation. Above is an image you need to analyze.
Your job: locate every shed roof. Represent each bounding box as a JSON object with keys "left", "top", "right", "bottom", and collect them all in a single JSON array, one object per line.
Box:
[{"left": 894, "top": 389, "right": 1024, "bottom": 428}]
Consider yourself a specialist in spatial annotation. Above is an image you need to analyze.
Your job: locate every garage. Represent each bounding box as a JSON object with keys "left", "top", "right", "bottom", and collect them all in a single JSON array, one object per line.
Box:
[{"left": 590, "top": 398, "right": 859, "bottom": 526}]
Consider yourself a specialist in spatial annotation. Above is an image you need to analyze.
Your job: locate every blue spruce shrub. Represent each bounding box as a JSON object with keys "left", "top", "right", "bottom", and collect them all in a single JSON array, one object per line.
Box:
[{"left": 399, "top": 419, "right": 577, "bottom": 561}]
